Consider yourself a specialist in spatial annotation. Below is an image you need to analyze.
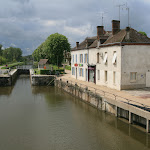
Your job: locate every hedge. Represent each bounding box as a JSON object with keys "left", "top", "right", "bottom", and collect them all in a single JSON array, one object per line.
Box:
[{"left": 40, "top": 69, "right": 64, "bottom": 75}]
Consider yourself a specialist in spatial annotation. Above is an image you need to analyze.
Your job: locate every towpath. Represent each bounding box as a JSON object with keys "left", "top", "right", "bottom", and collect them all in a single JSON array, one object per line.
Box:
[{"left": 58, "top": 70, "right": 150, "bottom": 110}]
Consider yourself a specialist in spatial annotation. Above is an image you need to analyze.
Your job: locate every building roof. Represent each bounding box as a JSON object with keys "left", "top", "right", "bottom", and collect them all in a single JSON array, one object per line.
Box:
[
  {"left": 104, "top": 28, "right": 150, "bottom": 44},
  {"left": 71, "top": 31, "right": 112, "bottom": 51},
  {"left": 71, "top": 26, "right": 150, "bottom": 51},
  {"left": 38, "top": 59, "right": 48, "bottom": 65}
]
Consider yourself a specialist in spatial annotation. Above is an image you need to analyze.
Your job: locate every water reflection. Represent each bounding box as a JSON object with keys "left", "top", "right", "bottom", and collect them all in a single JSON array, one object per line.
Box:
[{"left": 0, "top": 75, "right": 149, "bottom": 150}]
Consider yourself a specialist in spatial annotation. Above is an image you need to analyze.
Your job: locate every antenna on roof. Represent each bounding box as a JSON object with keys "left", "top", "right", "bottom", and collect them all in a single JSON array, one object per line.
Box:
[
  {"left": 116, "top": 4, "right": 125, "bottom": 20},
  {"left": 96, "top": 11, "right": 108, "bottom": 26},
  {"left": 122, "top": 3, "right": 130, "bottom": 27}
]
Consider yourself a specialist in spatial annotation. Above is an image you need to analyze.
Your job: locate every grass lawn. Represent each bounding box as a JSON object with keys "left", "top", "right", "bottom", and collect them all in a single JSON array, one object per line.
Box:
[{"left": 1, "top": 62, "right": 24, "bottom": 69}]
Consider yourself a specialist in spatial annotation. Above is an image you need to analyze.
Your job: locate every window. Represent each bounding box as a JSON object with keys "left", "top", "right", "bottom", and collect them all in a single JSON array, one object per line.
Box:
[
  {"left": 103, "top": 52, "right": 108, "bottom": 64},
  {"left": 79, "top": 68, "right": 84, "bottom": 77},
  {"left": 112, "top": 52, "right": 117, "bottom": 65},
  {"left": 98, "top": 70, "right": 100, "bottom": 80},
  {"left": 84, "top": 54, "right": 88, "bottom": 63},
  {"left": 80, "top": 54, "right": 83, "bottom": 63},
  {"left": 97, "top": 53, "right": 99, "bottom": 63},
  {"left": 130, "top": 72, "right": 137, "bottom": 82},
  {"left": 113, "top": 71, "right": 116, "bottom": 84},
  {"left": 72, "top": 67, "right": 75, "bottom": 75},
  {"left": 105, "top": 71, "right": 107, "bottom": 82}
]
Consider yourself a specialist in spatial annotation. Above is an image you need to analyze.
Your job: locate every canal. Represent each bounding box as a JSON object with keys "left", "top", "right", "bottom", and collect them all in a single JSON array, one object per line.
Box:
[{"left": 0, "top": 75, "right": 150, "bottom": 150}]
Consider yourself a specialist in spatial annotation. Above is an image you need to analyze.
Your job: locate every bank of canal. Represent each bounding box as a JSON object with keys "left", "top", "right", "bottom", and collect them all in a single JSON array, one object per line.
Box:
[{"left": 0, "top": 75, "right": 150, "bottom": 150}]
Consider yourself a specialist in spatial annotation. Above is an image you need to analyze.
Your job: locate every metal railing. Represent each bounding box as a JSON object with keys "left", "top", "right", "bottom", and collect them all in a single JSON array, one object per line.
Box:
[{"left": 57, "top": 78, "right": 150, "bottom": 112}]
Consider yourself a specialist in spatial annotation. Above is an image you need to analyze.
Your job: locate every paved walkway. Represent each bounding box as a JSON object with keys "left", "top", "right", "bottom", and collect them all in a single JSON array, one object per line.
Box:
[{"left": 58, "top": 70, "right": 150, "bottom": 109}]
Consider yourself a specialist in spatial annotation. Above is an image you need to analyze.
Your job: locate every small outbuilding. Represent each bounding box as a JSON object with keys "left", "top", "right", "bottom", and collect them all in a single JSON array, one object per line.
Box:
[{"left": 38, "top": 59, "right": 49, "bottom": 69}]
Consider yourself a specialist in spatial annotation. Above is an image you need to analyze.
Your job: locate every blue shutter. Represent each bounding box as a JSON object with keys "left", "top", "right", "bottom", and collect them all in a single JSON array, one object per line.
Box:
[
  {"left": 84, "top": 54, "right": 86, "bottom": 63},
  {"left": 80, "top": 54, "right": 81, "bottom": 63},
  {"left": 76, "top": 54, "right": 77, "bottom": 63},
  {"left": 87, "top": 54, "right": 88, "bottom": 63},
  {"left": 82, "top": 68, "right": 84, "bottom": 77},
  {"left": 79, "top": 68, "right": 80, "bottom": 76},
  {"left": 73, "top": 55, "right": 74, "bottom": 63}
]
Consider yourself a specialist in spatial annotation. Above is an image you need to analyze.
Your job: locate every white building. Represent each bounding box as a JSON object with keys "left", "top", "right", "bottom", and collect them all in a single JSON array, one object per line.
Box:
[{"left": 71, "top": 20, "right": 150, "bottom": 90}]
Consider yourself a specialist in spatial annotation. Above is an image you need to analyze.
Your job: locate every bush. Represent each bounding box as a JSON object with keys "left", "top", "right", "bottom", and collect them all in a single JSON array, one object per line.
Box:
[{"left": 40, "top": 69, "right": 64, "bottom": 75}]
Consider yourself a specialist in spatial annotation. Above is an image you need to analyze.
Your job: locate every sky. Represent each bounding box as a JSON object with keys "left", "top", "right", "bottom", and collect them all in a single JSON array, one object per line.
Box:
[{"left": 0, "top": 0, "right": 150, "bottom": 55}]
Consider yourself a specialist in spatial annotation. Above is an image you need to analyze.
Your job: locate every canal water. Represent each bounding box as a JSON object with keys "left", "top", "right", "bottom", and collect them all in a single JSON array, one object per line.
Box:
[{"left": 0, "top": 75, "right": 150, "bottom": 150}]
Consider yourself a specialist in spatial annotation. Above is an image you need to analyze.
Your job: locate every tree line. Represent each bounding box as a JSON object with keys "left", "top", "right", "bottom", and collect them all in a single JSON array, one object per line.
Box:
[
  {"left": 0, "top": 45, "right": 22, "bottom": 65},
  {"left": 32, "top": 33, "right": 71, "bottom": 66}
]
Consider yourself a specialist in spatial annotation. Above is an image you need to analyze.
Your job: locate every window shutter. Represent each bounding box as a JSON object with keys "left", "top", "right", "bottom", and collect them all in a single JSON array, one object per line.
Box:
[
  {"left": 84, "top": 54, "right": 86, "bottom": 63},
  {"left": 87, "top": 54, "right": 88, "bottom": 63},
  {"left": 73, "top": 55, "right": 74, "bottom": 63},
  {"left": 76, "top": 54, "right": 77, "bottom": 63},
  {"left": 79, "top": 68, "right": 80, "bottom": 76},
  {"left": 82, "top": 68, "right": 84, "bottom": 77},
  {"left": 80, "top": 54, "right": 81, "bottom": 63}
]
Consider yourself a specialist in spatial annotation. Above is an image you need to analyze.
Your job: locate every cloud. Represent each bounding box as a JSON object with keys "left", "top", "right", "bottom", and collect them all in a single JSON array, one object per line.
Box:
[{"left": 0, "top": 0, "right": 149, "bottom": 55}]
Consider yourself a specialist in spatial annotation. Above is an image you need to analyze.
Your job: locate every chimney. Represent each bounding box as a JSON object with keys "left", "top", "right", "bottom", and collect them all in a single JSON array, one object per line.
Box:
[
  {"left": 112, "top": 20, "right": 120, "bottom": 35},
  {"left": 76, "top": 42, "right": 79, "bottom": 49},
  {"left": 97, "top": 26, "right": 104, "bottom": 39}
]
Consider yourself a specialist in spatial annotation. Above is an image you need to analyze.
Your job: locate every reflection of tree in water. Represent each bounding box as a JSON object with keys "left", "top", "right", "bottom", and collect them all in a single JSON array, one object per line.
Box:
[{"left": 0, "top": 86, "right": 14, "bottom": 96}]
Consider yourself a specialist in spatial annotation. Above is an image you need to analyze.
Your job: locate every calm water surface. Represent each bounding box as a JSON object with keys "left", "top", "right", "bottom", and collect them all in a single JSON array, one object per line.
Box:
[{"left": 0, "top": 75, "right": 150, "bottom": 150}]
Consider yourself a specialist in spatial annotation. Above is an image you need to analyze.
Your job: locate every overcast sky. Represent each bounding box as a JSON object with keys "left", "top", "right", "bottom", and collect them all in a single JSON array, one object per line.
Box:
[{"left": 0, "top": 0, "right": 150, "bottom": 55}]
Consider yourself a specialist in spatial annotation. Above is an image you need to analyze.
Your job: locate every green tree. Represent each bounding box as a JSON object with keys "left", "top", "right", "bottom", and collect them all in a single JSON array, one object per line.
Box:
[
  {"left": 32, "top": 33, "right": 70, "bottom": 65},
  {"left": 139, "top": 31, "right": 147, "bottom": 36},
  {"left": 2, "top": 47, "right": 22, "bottom": 62}
]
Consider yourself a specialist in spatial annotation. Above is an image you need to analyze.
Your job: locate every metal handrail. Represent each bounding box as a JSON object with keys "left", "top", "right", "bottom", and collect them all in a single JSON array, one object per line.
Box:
[{"left": 57, "top": 78, "right": 150, "bottom": 111}]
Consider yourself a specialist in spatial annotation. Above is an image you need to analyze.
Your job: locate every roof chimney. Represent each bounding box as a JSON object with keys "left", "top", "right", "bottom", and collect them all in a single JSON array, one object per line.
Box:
[
  {"left": 112, "top": 20, "right": 120, "bottom": 35},
  {"left": 97, "top": 26, "right": 104, "bottom": 39},
  {"left": 76, "top": 42, "right": 79, "bottom": 49}
]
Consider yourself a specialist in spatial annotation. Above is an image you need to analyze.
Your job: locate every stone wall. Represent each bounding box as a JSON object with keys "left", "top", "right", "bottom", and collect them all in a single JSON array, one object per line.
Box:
[
  {"left": 0, "top": 69, "right": 18, "bottom": 86},
  {"left": 30, "top": 70, "right": 55, "bottom": 86},
  {"left": 55, "top": 79, "right": 150, "bottom": 132}
]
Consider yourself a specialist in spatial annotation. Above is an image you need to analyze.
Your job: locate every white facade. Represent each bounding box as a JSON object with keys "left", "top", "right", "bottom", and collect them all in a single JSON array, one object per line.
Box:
[{"left": 71, "top": 44, "right": 150, "bottom": 90}]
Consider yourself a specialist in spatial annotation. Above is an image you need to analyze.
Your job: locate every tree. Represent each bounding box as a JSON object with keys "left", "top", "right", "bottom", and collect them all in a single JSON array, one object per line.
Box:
[
  {"left": 32, "top": 33, "right": 71, "bottom": 65},
  {"left": 2, "top": 47, "right": 22, "bottom": 62},
  {"left": 139, "top": 31, "right": 147, "bottom": 36}
]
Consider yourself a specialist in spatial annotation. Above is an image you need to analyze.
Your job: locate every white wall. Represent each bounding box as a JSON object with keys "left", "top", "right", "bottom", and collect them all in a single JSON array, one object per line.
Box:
[
  {"left": 89, "top": 46, "right": 122, "bottom": 90},
  {"left": 121, "top": 45, "right": 150, "bottom": 89},
  {"left": 71, "top": 49, "right": 88, "bottom": 81}
]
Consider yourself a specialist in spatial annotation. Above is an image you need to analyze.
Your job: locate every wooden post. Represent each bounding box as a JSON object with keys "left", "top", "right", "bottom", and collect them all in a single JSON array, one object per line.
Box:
[{"left": 129, "top": 112, "right": 132, "bottom": 124}]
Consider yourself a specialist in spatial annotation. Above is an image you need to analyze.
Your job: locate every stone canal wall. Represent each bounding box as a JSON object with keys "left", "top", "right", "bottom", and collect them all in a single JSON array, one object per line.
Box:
[
  {"left": 30, "top": 69, "right": 55, "bottom": 86},
  {"left": 55, "top": 79, "right": 150, "bottom": 133},
  {"left": 0, "top": 69, "right": 18, "bottom": 86}
]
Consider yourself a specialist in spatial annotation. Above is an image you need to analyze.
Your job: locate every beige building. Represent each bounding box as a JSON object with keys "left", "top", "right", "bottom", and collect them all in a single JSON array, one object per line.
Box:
[{"left": 71, "top": 20, "right": 150, "bottom": 90}]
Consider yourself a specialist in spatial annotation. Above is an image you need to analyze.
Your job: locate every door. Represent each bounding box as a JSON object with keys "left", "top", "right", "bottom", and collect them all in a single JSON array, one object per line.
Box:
[
  {"left": 146, "top": 72, "right": 150, "bottom": 87},
  {"left": 89, "top": 70, "right": 94, "bottom": 83}
]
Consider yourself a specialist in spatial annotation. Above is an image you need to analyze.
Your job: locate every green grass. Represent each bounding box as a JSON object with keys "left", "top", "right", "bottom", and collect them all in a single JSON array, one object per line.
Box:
[
  {"left": 65, "top": 65, "right": 71, "bottom": 70},
  {"left": 1, "top": 62, "right": 24, "bottom": 69},
  {"left": 34, "top": 69, "right": 40, "bottom": 75}
]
